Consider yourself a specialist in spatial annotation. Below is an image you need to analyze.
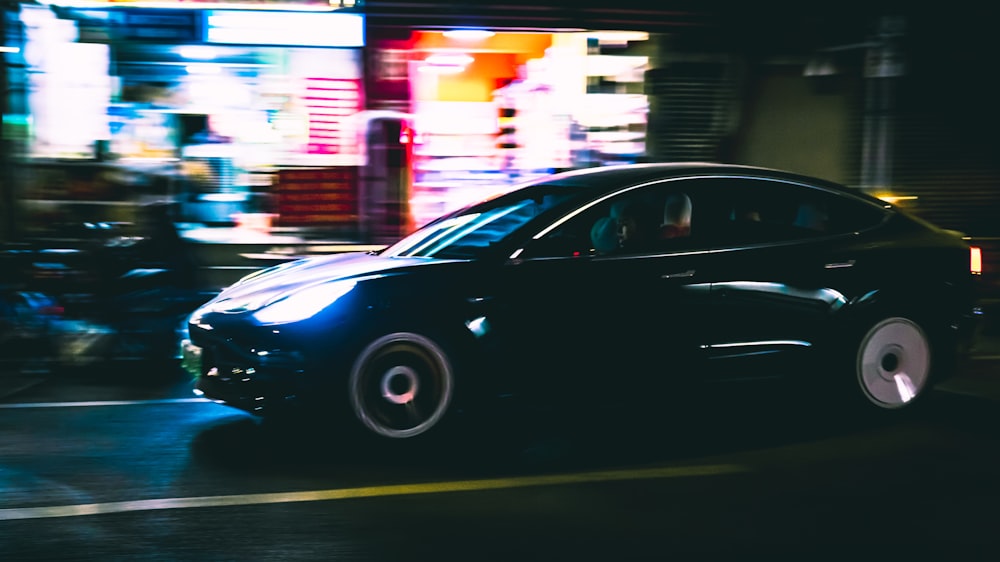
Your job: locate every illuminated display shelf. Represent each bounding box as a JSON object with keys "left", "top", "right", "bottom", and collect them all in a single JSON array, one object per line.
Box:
[{"left": 411, "top": 101, "right": 501, "bottom": 174}]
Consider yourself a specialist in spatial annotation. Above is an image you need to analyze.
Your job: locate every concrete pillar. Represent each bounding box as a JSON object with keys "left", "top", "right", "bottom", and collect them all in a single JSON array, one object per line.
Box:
[{"left": 860, "top": 16, "right": 906, "bottom": 193}]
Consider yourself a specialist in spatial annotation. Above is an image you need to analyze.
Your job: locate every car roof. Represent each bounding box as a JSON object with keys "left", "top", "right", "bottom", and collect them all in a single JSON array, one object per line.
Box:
[{"left": 544, "top": 162, "right": 859, "bottom": 197}]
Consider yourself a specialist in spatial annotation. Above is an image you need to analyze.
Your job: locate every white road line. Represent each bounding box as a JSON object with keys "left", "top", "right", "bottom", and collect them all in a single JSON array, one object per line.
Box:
[
  {"left": 0, "top": 398, "right": 211, "bottom": 409},
  {"left": 0, "top": 464, "right": 747, "bottom": 521}
]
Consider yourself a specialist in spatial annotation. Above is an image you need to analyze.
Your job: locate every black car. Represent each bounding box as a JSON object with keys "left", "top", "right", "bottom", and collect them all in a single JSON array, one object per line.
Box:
[{"left": 182, "top": 163, "right": 982, "bottom": 444}]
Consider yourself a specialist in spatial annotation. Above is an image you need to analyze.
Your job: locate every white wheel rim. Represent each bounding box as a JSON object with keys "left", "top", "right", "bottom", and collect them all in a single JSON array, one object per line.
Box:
[
  {"left": 380, "top": 365, "right": 419, "bottom": 405},
  {"left": 857, "top": 317, "right": 931, "bottom": 409},
  {"left": 349, "top": 332, "right": 454, "bottom": 439}
]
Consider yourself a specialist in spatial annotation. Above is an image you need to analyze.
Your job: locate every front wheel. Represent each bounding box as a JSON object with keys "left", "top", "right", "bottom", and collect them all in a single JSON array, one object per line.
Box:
[
  {"left": 348, "top": 332, "right": 456, "bottom": 441},
  {"left": 855, "top": 316, "right": 933, "bottom": 410}
]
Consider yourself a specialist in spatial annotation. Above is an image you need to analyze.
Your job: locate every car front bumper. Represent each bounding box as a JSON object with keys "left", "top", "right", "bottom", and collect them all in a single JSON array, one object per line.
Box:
[{"left": 181, "top": 328, "right": 312, "bottom": 416}]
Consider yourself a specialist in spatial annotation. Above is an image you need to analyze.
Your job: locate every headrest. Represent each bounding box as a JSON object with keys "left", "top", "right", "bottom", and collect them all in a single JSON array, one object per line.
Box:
[
  {"left": 610, "top": 201, "right": 631, "bottom": 220},
  {"left": 663, "top": 193, "right": 692, "bottom": 226},
  {"left": 590, "top": 216, "right": 619, "bottom": 254}
]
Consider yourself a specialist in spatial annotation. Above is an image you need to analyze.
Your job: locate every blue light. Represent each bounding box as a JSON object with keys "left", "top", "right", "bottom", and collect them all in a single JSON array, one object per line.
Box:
[{"left": 465, "top": 316, "right": 490, "bottom": 338}]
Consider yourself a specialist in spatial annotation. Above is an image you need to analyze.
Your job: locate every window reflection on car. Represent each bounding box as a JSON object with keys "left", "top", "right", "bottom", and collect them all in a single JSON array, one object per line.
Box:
[{"left": 382, "top": 184, "right": 589, "bottom": 260}]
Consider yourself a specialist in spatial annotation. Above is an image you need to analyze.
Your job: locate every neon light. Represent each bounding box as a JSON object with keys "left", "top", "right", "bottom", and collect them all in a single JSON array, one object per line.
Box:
[
  {"left": 443, "top": 29, "right": 495, "bottom": 40},
  {"left": 179, "top": 46, "right": 219, "bottom": 60},
  {"left": 43, "top": 1, "right": 350, "bottom": 12},
  {"left": 303, "top": 77, "right": 361, "bottom": 154},
  {"left": 205, "top": 11, "right": 364, "bottom": 47},
  {"left": 424, "top": 54, "right": 474, "bottom": 66}
]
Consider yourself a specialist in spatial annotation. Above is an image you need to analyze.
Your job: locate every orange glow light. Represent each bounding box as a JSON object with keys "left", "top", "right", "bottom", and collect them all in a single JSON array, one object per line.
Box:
[{"left": 971, "top": 246, "right": 983, "bottom": 275}]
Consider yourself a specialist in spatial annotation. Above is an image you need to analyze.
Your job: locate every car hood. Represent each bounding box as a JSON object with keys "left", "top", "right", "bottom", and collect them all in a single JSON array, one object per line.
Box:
[{"left": 214, "top": 252, "right": 451, "bottom": 301}]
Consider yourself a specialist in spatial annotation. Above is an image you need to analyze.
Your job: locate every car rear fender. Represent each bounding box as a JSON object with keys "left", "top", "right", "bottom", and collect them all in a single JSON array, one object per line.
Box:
[
  {"left": 846, "top": 279, "right": 968, "bottom": 321},
  {"left": 833, "top": 283, "right": 966, "bottom": 373}
]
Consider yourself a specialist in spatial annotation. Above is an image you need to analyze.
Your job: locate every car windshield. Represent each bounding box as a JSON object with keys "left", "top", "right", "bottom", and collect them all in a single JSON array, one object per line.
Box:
[{"left": 381, "top": 180, "right": 594, "bottom": 259}]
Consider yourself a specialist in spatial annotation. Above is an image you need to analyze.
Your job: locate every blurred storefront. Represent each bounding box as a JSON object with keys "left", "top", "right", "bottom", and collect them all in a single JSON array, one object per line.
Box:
[
  {"left": 11, "top": 1, "right": 367, "bottom": 239},
  {"left": 362, "top": 2, "right": 1000, "bottom": 258},
  {"left": 367, "top": 27, "right": 659, "bottom": 227},
  {"left": 7, "top": 1, "right": 700, "bottom": 241},
  {"left": 7, "top": 1, "right": 999, "bottom": 279}
]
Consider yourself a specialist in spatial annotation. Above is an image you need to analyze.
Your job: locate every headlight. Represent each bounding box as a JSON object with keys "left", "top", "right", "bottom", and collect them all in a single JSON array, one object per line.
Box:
[{"left": 251, "top": 279, "right": 357, "bottom": 325}]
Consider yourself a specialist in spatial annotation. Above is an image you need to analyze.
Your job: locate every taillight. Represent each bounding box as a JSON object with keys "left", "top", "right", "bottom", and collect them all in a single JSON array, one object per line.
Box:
[{"left": 970, "top": 246, "right": 983, "bottom": 275}]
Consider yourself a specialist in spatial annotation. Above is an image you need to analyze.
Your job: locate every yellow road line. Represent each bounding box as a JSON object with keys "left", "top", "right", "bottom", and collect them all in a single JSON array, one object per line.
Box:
[{"left": 0, "top": 464, "right": 746, "bottom": 521}]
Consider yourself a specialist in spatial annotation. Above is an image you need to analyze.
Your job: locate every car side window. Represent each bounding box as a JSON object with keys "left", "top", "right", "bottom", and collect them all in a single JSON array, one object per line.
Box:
[
  {"left": 520, "top": 191, "right": 658, "bottom": 259},
  {"left": 707, "top": 179, "right": 886, "bottom": 246},
  {"left": 584, "top": 188, "right": 690, "bottom": 256},
  {"left": 815, "top": 191, "right": 886, "bottom": 233},
  {"left": 520, "top": 177, "right": 887, "bottom": 259},
  {"left": 518, "top": 204, "right": 607, "bottom": 259},
  {"left": 523, "top": 182, "right": 705, "bottom": 259}
]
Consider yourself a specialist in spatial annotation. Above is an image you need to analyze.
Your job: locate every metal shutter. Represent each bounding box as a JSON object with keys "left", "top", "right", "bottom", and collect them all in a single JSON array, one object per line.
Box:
[{"left": 645, "top": 61, "right": 737, "bottom": 162}]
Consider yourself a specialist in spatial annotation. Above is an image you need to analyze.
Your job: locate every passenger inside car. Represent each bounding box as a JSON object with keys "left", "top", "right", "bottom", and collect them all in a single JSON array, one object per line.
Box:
[
  {"left": 732, "top": 204, "right": 761, "bottom": 223},
  {"left": 658, "top": 193, "right": 692, "bottom": 239},
  {"left": 590, "top": 216, "right": 619, "bottom": 254},
  {"left": 612, "top": 200, "right": 649, "bottom": 251},
  {"left": 590, "top": 199, "right": 650, "bottom": 254},
  {"left": 793, "top": 201, "right": 830, "bottom": 232}
]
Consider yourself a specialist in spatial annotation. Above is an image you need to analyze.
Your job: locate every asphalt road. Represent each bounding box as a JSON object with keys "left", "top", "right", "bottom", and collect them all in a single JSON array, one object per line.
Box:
[{"left": 2, "top": 360, "right": 1000, "bottom": 560}]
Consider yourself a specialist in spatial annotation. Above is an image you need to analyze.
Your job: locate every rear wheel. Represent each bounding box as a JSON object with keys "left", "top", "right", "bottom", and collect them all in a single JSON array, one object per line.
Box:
[
  {"left": 854, "top": 316, "right": 932, "bottom": 410},
  {"left": 348, "top": 332, "right": 456, "bottom": 441}
]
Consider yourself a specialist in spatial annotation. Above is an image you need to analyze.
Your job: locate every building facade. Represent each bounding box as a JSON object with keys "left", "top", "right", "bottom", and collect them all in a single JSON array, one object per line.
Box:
[{"left": 3, "top": 1, "right": 999, "bottom": 265}]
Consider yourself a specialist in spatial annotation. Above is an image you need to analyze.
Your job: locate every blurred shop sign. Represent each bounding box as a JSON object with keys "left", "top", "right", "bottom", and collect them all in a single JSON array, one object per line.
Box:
[
  {"left": 57, "top": 4, "right": 364, "bottom": 46},
  {"left": 46, "top": 1, "right": 357, "bottom": 11},
  {"left": 374, "top": 49, "right": 409, "bottom": 81},
  {"left": 204, "top": 10, "right": 363, "bottom": 47},
  {"left": 275, "top": 167, "right": 359, "bottom": 228},
  {"left": 65, "top": 7, "right": 201, "bottom": 43}
]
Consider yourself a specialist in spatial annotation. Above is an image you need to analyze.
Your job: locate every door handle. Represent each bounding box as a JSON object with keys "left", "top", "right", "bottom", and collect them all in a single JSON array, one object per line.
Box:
[
  {"left": 824, "top": 260, "right": 855, "bottom": 269},
  {"left": 661, "top": 269, "right": 695, "bottom": 279}
]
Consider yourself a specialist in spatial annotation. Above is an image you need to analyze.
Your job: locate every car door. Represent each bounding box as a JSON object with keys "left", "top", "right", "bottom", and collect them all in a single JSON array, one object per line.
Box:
[
  {"left": 697, "top": 177, "right": 887, "bottom": 382},
  {"left": 480, "top": 182, "right": 715, "bottom": 410}
]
